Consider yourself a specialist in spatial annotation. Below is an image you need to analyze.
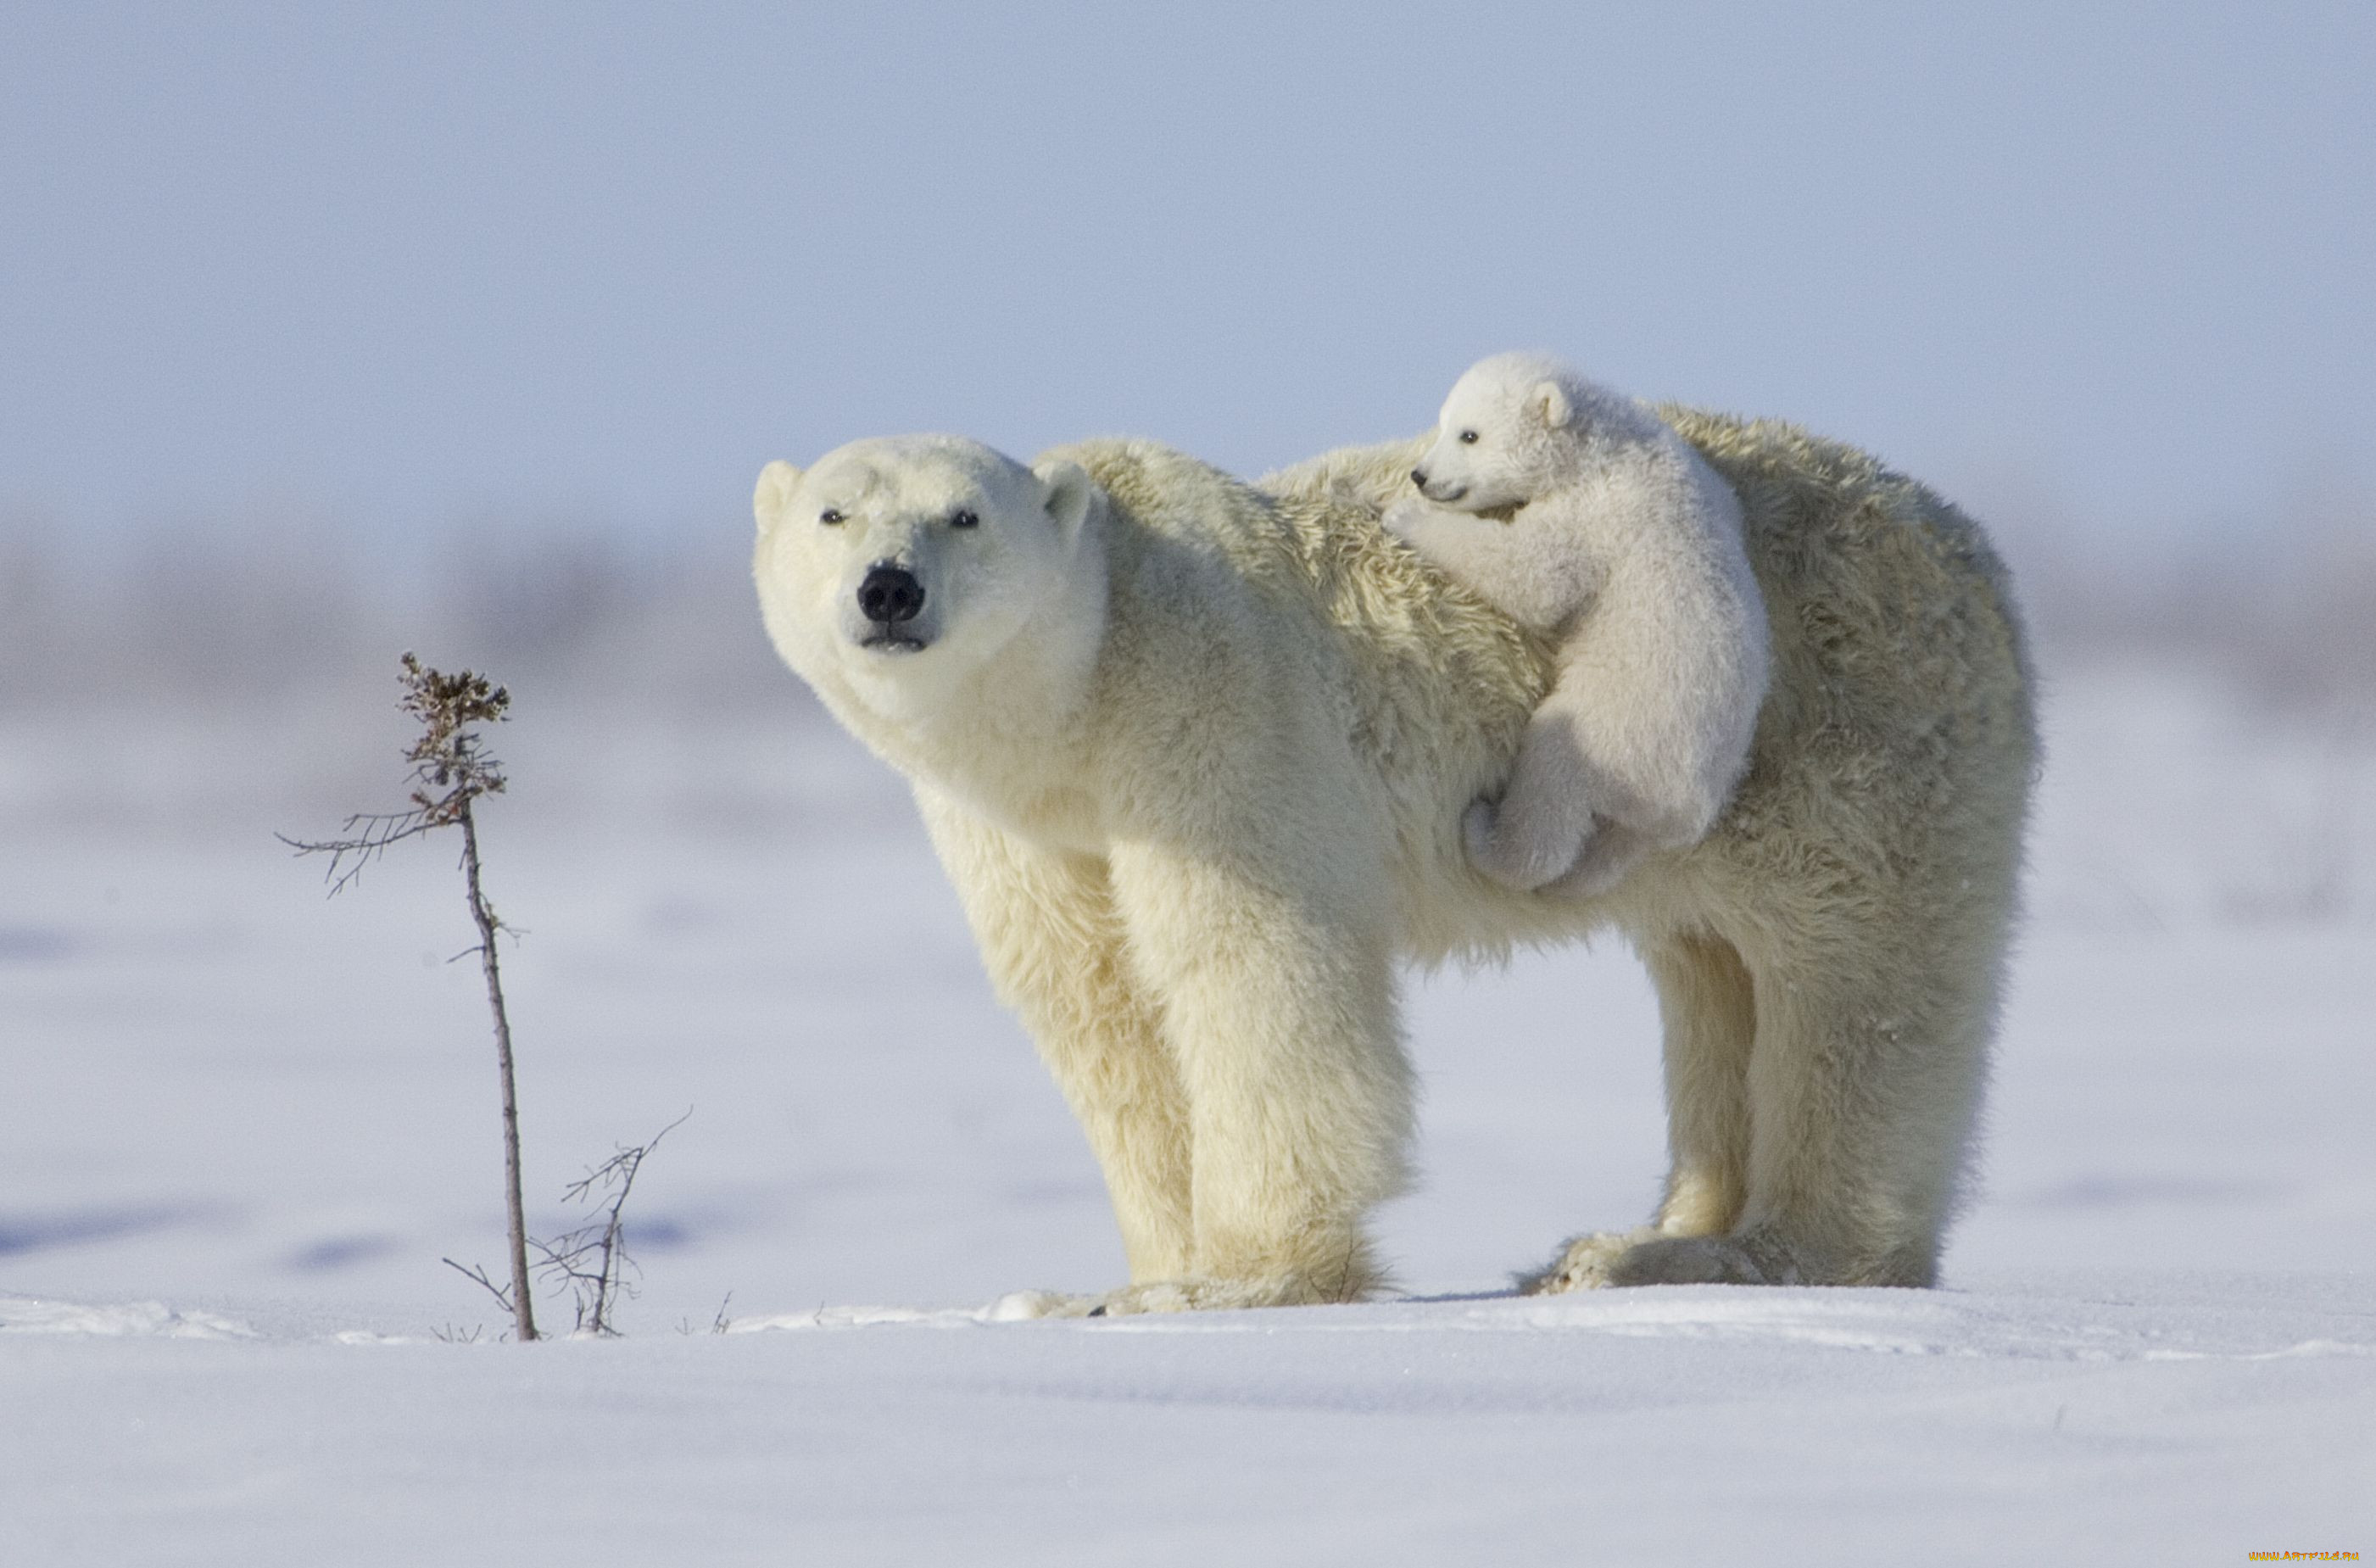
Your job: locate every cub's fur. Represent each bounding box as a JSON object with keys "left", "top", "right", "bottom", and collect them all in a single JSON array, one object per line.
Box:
[{"left": 1386, "top": 352, "right": 1768, "bottom": 897}]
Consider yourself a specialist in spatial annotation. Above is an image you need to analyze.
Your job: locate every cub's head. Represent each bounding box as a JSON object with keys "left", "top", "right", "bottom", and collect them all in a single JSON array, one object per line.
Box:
[
  {"left": 1408, "top": 351, "right": 1585, "bottom": 512},
  {"left": 752, "top": 434, "right": 1096, "bottom": 706}
]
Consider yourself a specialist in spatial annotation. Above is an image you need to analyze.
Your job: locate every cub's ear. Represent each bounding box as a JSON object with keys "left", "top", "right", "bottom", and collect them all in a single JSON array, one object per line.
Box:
[
  {"left": 753, "top": 460, "right": 803, "bottom": 534},
  {"left": 1033, "top": 458, "right": 1096, "bottom": 540},
  {"left": 1531, "top": 380, "right": 1573, "bottom": 431}
]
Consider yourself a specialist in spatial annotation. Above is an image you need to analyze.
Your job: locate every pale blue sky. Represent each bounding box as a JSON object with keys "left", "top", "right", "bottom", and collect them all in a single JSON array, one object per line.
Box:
[{"left": 3, "top": 2, "right": 2370, "bottom": 545}]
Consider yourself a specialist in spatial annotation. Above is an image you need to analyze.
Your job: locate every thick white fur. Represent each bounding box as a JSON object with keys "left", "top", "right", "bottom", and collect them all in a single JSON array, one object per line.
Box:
[
  {"left": 754, "top": 417, "right": 2034, "bottom": 1313},
  {"left": 1386, "top": 353, "right": 1769, "bottom": 897}
]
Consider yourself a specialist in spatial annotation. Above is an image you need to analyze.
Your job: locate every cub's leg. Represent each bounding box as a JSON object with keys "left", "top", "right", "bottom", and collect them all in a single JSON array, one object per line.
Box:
[
  {"left": 917, "top": 795, "right": 1194, "bottom": 1282},
  {"left": 1379, "top": 497, "right": 1465, "bottom": 565},
  {"left": 1093, "top": 838, "right": 1416, "bottom": 1313},
  {"left": 1523, "top": 929, "right": 1754, "bottom": 1292},
  {"left": 1464, "top": 695, "right": 1602, "bottom": 891}
]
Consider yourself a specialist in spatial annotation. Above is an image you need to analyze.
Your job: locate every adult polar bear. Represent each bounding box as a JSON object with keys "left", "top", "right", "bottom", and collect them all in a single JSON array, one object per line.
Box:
[{"left": 753, "top": 412, "right": 2034, "bottom": 1312}]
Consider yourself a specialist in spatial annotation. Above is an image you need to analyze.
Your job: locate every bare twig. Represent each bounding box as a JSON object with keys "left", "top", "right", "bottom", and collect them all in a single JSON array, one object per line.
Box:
[
  {"left": 443, "top": 1257, "right": 515, "bottom": 1315},
  {"left": 272, "top": 810, "right": 442, "bottom": 896},
  {"left": 675, "top": 1295, "right": 734, "bottom": 1338},
  {"left": 532, "top": 1111, "right": 691, "bottom": 1336}
]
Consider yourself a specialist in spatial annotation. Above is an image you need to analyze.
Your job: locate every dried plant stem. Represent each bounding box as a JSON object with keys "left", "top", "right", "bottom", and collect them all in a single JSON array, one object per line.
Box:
[
  {"left": 284, "top": 653, "right": 543, "bottom": 1344},
  {"left": 460, "top": 801, "right": 537, "bottom": 1344},
  {"left": 534, "top": 1111, "right": 689, "bottom": 1335}
]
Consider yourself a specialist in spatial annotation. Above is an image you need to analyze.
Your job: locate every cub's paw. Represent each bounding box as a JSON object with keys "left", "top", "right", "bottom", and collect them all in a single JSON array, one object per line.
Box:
[
  {"left": 1539, "top": 833, "right": 1643, "bottom": 901},
  {"left": 1542, "top": 820, "right": 1670, "bottom": 902},
  {"left": 1380, "top": 497, "right": 1430, "bottom": 540},
  {"left": 1464, "top": 797, "right": 1590, "bottom": 891}
]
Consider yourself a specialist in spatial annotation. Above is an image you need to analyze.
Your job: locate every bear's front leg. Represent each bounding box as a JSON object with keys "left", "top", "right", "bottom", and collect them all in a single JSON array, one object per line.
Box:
[
  {"left": 1101, "top": 837, "right": 1416, "bottom": 1310},
  {"left": 915, "top": 795, "right": 1196, "bottom": 1282}
]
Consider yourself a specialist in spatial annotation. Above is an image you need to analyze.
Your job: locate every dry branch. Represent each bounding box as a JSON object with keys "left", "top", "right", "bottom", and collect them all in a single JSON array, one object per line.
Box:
[
  {"left": 533, "top": 1111, "right": 691, "bottom": 1336},
  {"left": 286, "top": 653, "right": 539, "bottom": 1342}
]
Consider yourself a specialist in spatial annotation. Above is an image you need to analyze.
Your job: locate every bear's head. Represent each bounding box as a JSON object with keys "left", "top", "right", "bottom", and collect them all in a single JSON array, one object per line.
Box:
[
  {"left": 753, "top": 435, "right": 1098, "bottom": 714},
  {"left": 1408, "top": 351, "right": 1585, "bottom": 512}
]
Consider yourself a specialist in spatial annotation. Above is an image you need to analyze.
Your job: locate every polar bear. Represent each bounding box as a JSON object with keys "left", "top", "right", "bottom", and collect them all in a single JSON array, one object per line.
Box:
[
  {"left": 1383, "top": 353, "right": 1769, "bottom": 899},
  {"left": 752, "top": 415, "right": 2033, "bottom": 1311}
]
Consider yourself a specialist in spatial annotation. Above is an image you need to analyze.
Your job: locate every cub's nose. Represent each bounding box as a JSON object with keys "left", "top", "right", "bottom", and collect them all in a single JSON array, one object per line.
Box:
[
  {"left": 856, "top": 563, "right": 925, "bottom": 624},
  {"left": 1409, "top": 467, "right": 1430, "bottom": 491}
]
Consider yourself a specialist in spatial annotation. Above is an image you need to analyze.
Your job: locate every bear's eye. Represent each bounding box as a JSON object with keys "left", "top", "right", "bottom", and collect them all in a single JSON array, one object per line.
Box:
[
  {"left": 819, "top": 508, "right": 845, "bottom": 525},
  {"left": 1458, "top": 429, "right": 1480, "bottom": 445},
  {"left": 950, "top": 508, "right": 979, "bottom": 530}
]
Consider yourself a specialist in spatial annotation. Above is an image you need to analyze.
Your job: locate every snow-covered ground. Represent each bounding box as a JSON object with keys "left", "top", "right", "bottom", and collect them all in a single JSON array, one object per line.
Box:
[{"left": 3, "top": 661, "right": 2371, "bottom": 1564}]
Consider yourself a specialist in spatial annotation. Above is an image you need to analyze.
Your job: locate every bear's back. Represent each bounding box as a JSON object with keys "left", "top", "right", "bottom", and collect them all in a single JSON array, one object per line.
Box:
[
  {"left": 1660, "top": 410, "right": 2038, "bottom": 888},
  {"left": 1063, "top": 423, "right": 2035, "bottom": 958},
  {"left": 1061, "top": 432, "right": 1553, "bottom": 799}
]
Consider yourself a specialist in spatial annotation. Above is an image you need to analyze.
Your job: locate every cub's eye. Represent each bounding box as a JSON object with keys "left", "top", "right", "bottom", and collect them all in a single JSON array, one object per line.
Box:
[
  {"left": 950, "top": 508, "right": 979, "bottom": 530},
  {"left": 819, "top": 508, "right": 845, "bottom": 525},
  {"left": 1458, "top": 429, "right": 1480, "bottom": 445}
]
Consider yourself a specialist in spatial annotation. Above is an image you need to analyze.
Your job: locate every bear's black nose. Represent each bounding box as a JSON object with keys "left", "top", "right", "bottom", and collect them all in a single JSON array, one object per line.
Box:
[
  {"left": 857, "top": 563, "right": 925, "bottom": 624},
  {"left": 1409, "top": 467, "right": 1430, "bottom": 491}
]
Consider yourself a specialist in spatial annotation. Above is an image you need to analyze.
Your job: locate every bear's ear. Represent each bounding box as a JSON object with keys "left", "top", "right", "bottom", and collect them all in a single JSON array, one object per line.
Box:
[
  {"left": 1034, "top": 458, "right": 1095, "bottom": 541},
  {"left": 753, "top": 460, "right": 803, "bottom": 534},
  {"left": 1531, "top": 380, "right": 1573, "bottom": 431}
]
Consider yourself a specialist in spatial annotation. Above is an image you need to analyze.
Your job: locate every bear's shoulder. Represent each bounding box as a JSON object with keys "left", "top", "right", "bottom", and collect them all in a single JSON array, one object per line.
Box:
[
  {"left": 1049, "top": 438, "right": 1254, "bottom": 537},
  {"left": 1044, "top": 437, "right": 1331, "bottom": 593}
]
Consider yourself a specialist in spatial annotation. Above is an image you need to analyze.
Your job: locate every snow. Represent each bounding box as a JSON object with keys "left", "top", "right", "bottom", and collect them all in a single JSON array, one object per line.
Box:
[{"left": 3, "top": 663, "right": 2372, "bottom": 1564}]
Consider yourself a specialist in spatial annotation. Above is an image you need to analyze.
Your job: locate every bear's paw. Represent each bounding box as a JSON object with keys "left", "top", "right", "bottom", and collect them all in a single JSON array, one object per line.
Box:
[
  {"left": 1520, "top": 1229, "right": 1815, "bottom": 1290},
  {"left": 1514, "top": 1227, "right": 1660, "bottom": 1293},
  {"left": 986, "top": 1273, "right": 1372, "bottom": 1320}
]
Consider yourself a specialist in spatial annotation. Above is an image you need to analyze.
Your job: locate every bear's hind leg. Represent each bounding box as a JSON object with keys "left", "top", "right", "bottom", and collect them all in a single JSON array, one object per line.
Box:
[
  {"left": 1521, "top": 929, "right": 1754, "bottom": 1293},
  {"left": 1609, "top": 930, "right": 1994, "bottom": 1288},
  {"left": 1647, "top": 929, "right": 1755, "bottom": 1236}
]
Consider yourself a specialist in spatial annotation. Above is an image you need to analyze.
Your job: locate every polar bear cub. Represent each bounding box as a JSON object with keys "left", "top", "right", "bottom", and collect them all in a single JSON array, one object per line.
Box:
[{"left": 1386, "top": 352, "right": 1770, "bottom": 896}]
